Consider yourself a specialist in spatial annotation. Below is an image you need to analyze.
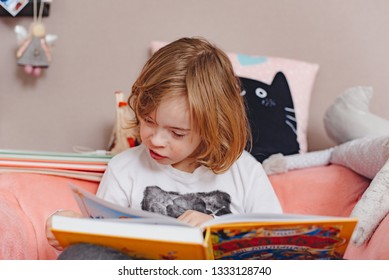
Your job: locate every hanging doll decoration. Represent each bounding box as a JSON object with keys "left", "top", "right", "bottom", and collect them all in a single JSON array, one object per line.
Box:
[{"left": 14, "top": 0, "right": 57, "bottom": 77}]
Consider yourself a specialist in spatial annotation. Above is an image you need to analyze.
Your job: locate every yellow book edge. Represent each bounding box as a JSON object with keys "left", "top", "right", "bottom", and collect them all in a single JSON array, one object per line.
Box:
[
  {"left": 52, "top": 216, "right": 212, "bottom": 260},
  {"left": 51, "top": 215, "right": 357, "bottom": 260}
]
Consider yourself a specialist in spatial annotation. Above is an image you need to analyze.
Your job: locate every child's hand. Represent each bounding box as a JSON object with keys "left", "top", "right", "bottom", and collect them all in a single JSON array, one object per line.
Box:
[
  {"left": 177, "top": 210, "right": 214, "bottom": 227},
  {"left": 45, "top": 210, "right": 82, "bottom": 251}
]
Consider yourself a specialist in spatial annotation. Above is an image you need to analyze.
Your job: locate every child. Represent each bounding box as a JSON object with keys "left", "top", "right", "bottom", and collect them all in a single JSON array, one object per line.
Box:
[{"left": 46, "top": 37, "right": 282, "bottom": 258}]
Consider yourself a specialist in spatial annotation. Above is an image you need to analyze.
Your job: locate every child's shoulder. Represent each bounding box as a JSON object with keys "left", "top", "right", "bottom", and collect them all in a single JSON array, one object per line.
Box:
[
  {"left": 108, "top": 145, "right": 147, "bottom": 166},
  {"left": 235, "top": 150, "right": 263, "bottom": 169},
  {"left": 238, "top": 150, "right": 259, "bottom": 162}
]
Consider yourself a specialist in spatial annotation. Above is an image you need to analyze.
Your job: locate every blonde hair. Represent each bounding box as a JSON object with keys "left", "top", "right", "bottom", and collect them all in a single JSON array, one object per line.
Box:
[{"left": 129, "top": 37, "right": 251, "bottom": 174}]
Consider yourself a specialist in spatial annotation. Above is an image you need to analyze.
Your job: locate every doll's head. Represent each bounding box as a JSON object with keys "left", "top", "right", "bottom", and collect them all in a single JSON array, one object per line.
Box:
[
  {"left": 31, "top": 22, "right": 46, "bottom": 38},
  {"left": 129, "top": 37, "right": 250, "bottom": 173}
]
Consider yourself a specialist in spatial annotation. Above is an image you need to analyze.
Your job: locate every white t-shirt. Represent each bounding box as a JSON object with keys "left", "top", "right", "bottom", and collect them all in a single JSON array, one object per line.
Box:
[{"left": 97, "top": 144, "right": 282, "bottom": 218}]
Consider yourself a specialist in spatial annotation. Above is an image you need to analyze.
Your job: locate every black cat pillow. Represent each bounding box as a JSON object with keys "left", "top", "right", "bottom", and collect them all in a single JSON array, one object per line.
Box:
[{"left": 240, "top": 72, "right": 300, "bottom": 162}]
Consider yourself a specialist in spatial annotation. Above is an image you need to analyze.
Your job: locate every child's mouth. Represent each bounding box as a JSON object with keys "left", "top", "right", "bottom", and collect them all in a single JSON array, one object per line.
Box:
[{"left": 149, "top": 149, "right": 167, "bottom": 160}]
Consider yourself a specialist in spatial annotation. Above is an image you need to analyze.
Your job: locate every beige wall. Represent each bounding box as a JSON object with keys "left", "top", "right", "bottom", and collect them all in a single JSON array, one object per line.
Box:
[{"left": 1, "top": 0, "right": 388, "bottom": 153}]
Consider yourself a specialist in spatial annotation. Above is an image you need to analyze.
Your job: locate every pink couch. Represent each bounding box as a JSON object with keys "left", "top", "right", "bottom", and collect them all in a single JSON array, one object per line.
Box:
[{"left": 1, "top": 164, "right": 388, "bottom": 259}]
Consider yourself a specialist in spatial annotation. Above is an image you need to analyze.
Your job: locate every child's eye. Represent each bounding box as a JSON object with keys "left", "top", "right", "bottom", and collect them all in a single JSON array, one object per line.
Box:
[
  {"left": 172, "top": 131, "right": 186, "bottom": 138},
  {"left": 143, "top": 116, "right": 154, "bottom": 124}
]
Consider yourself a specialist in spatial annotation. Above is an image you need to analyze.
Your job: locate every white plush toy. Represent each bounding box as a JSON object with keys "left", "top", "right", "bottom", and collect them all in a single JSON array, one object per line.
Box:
[
  {"left": 324, "top": 86, "right": 389, "bottom": 143},
  {"left": 263, "top": 86, "right": 389, "bottom": 246}
]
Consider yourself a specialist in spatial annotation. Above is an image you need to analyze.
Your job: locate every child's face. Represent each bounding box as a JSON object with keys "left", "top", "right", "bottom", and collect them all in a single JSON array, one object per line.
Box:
[{"left": 139, "top": 95, "right": 202, "bottom": 173}]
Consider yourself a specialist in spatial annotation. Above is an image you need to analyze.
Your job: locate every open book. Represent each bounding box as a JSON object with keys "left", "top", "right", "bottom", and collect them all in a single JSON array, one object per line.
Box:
[{"left": 50, "top": 184, "right": 358, "bottom": 260}]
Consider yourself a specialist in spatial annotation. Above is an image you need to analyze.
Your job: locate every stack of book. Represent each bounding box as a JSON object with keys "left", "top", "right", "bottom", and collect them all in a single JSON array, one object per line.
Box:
[{"left": 0, "top": 149, "right": 112, "bottom": 181}]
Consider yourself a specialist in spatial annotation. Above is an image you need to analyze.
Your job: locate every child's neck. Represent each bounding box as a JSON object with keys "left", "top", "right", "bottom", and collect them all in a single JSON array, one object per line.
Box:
[{"left": 172, "top": 160, "right": 201, "bottom": 173}]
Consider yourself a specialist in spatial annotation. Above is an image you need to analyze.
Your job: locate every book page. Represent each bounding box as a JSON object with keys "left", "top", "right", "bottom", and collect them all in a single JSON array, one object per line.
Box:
[
  {"left": 52, "top": 216, "right": 203, "bottom": 244},
  {"left": 69, "top": 184, "right": 185, "bottom": 226}
]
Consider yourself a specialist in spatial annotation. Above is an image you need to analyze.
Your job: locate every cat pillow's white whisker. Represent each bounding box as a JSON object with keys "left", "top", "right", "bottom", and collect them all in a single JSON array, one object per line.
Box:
[
  {"left": 286, "top": 114, "right": 296, "bottom": 122},
  {"left": 284, "top": 107, "right": 295, "bottom": 113},
  {"left": 285, "top": 120, "right": 297, "bottom": 134}
]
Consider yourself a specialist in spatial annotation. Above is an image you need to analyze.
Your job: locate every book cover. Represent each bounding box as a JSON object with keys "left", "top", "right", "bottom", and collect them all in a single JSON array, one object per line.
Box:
[
  {"left": 51, "top": 184, "right": 358, "bottom": 260},
  {"left": 52, "top": 216, "right": 209, "bottom": 260},
  {"left": 206, "top": 219, "right": 356, "bottom": 260}
]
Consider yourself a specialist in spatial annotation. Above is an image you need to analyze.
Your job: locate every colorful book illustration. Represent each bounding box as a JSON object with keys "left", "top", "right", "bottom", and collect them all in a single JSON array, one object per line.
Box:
[{"left": 50, "top": 185, "right": 358, "bottom": 260}]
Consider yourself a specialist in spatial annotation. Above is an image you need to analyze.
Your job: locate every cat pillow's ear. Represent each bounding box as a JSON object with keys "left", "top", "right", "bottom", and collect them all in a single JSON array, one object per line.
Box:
[
  {"left": 271, "top": 72, "right": 293, "bottom": 102},
  {"left": 240, "top": 73, "right": 300, "bottom": 162}
]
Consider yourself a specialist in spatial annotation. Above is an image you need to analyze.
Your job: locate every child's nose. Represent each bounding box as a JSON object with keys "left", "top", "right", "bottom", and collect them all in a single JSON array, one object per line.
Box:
[{"left": 150, "top": 129, "right": 167, "bottom": 147}]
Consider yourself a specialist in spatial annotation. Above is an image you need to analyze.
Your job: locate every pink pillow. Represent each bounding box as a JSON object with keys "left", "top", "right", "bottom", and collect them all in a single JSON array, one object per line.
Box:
[
  {"left": 0, "top": 190, "right": 37, "bottom": 259},
  {"left": 269, "top": 164, "right": 370, "bottom": 216},
  {"left": 0, "top": 173, "right": 99, "bottom": 259},
  {"left": 344, "top": 213, "right": 389, "bottom": 259},
  {"left": 150, "top": 41, "right": 319, "bottom": 152}
]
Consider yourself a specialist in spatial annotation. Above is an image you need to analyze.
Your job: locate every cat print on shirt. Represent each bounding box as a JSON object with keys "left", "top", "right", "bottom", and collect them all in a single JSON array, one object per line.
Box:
[{"left": 141, "top": 186, "right": 232, "bottom": 218}]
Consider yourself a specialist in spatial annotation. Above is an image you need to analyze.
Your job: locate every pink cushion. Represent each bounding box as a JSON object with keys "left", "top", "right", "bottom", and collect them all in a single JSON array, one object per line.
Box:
[
  {"left": 0, "top": 190, "right": 36, "bottom": 259},
  {"left": 0, "top": 173, "right": 98, "bottom": 260},
  {"left": 270, "top": 164, "right": 370, "bottom": 216},
  {"left": 344, "top": 214, "right": 389, "bottom": 259}
]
